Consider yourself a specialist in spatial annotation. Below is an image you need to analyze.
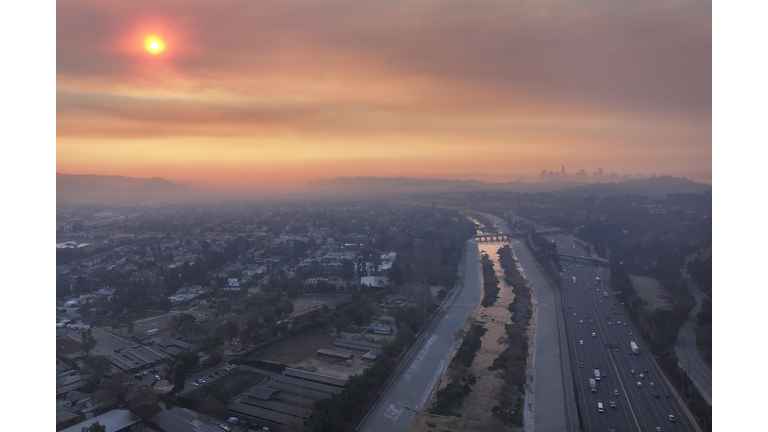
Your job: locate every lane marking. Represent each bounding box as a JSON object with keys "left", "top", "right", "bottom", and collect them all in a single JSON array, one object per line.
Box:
[
  {"left": 384, "top": 403, "right": 403, "bottom": 421},
  {"left": 403, "top": 335, "right": 438, "bottom": 380}
]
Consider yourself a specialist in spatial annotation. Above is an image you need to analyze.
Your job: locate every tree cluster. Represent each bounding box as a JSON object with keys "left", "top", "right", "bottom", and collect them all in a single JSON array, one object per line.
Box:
[
  {"left": 686, "top": 253, "right": 712, "bottom": 298},
  {"left": 428, "top": 322, "right": 485, "bottom": 417},
  {"left": 305, "top": 357, "right": 395, "bottom": 432},
  {"left": 480, "top": 253, "right": 500, "bottom": 307}
]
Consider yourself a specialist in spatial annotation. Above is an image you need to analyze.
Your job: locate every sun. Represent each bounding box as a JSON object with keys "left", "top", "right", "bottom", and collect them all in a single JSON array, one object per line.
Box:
[{"left": 144, "top": 36, "right": 165, "bottom": 54}]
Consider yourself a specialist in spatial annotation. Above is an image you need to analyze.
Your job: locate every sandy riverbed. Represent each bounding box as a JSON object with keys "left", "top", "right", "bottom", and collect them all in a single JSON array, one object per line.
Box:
[{"left": 407, "top": 241, "right": 528, "bottom": 432}]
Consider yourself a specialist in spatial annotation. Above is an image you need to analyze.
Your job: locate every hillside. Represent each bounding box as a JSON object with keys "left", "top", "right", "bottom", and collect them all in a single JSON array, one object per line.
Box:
[
  {"left": 56, "top": 173, "right": 208, "bottom": 204},
  {"left": 303, "top": 176, "right": 711, "bottom": 198}
]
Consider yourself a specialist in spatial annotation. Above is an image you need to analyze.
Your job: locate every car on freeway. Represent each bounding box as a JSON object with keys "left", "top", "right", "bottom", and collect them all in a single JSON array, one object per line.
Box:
[
  {"left": 650, "top": 381, "right": 655, "bottom": 387},
  {"left": 590, "top": 319, "right": 594, "bottom": 323},
  {"left": 668, "top": 415, "right": 676, "bottom": 422},
  {"left": 609, "top": 322, "right": 612, "bottom": 325},
  {"left": 610, "top": 401, "right": 616, "bottom": 408},
  {"left": 654, "top": 393, "right": 660, "bottom": 398},
  {"left": 614, "top": 348, "right": 619, "bottom": 352},
  {"left": 657, "top": 428, "right": 662, "bottom": 432},
  {"left": 637, "top": 382, "right": 642, "bottom": 387},
  {"left": 573, "top": 313, "right": 576, "bottom": 316},
  {"left": 614, "top": 389, "right": 619, "bottom": 396},
  {"left": 580, "top": 362, "right": 584, "bottom": 368},
  {"left": 580, "top": 340, "right": 584, "bottom": 345},
  {"left": 640, "top": 374, "right": 645, "bottom": 379},
  {"left": 617, "top": 321, "right": 621, "bottom": 324},
  {"left": 630, "top": 332, "right": 633, "bottom": 336},
  {"left": 592, "top": 332, "right": 596, "bottom": 337},
  {"left": 580, "top": 319, "right": 583, "bottom": 323},
  {"left": 631, "top": 369, "right": 635, "bottom": 374}
]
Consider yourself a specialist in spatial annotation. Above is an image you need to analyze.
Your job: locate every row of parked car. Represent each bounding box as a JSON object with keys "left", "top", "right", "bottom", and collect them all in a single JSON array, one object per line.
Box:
[
  {"left": 133, "top": 367, "right": 160, "bottom": 381},
  {"left": 192, "top": 364, "right": 238, "bottom": 386}
]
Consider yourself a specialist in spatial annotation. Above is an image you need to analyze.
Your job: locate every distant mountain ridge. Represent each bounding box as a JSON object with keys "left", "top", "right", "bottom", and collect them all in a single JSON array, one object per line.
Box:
[
  {"left": 56, "top": 173, "right": 208, "bottom": 204},
  {"left": 56, "top": 173, "right": 711, "bottom": 204},
  {"left": 304, "top": 175, "right": 711, "bottom": 198}
]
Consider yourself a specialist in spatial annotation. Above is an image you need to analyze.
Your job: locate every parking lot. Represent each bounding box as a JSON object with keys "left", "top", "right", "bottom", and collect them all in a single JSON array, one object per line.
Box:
[{"left": 185, "top": 368, "right": 268, "bottom": 399}]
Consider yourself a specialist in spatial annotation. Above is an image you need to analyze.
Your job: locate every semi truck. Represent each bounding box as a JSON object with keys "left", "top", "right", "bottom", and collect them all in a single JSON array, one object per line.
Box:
[
  {"left": 594, "top": 368, "right": 601, "bottom": 381},
  {"left": 630, "top": 341, "right": 639, "bottom": 354},
  {"left": 589, "top": 378, "right": 596, "bottom": 392},
  {"left": 573, "top": 276, "right": 577, "bottom": 284}
]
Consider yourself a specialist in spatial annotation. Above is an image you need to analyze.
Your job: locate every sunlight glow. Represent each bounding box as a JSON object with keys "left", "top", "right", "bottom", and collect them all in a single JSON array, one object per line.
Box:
[{"left": 144, "top": 36, "right": 165, "bottom": 54}]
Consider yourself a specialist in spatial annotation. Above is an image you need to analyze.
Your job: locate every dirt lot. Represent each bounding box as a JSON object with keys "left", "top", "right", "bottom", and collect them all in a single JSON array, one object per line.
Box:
[
  {"left": 289, "top": 297, "right": 328, "bottom": 317},
  {"left": 629, "top": 275, "right": 673, "bottom": 312},
  {"left": 56, "top": 334, "right": 83, "bottom": 355},
  {"left": 256, "top": 332, "right": 336, "bottom": 365},
  {"left": 253, "top": 331, "right": 371, "bottom": 378}
]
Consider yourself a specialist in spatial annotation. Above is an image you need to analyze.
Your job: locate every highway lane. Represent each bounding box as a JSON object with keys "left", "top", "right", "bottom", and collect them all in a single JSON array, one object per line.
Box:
[
  {"left": 358, "top": 240, "right": 481, "bottom": 432},
  {"left": 487, "top": 213, "right": 574, "bottom": 432},
  {"left": 560, "top": 257, "right": 700, "bottom": 432}
]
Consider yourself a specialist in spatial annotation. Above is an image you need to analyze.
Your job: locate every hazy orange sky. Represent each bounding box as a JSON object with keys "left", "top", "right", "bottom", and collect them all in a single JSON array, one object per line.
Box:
[{"left": 57, "top": 0, "right": 711, "bottom": 188}]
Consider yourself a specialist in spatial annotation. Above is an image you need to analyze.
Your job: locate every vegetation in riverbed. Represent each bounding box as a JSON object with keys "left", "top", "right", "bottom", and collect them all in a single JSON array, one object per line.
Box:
[
  {"left": 428, "top": 322, "right": 486, "bottom": 417},
  {"left": 490, "top": 245, "right": 532, "bottom": 427},
  {"left": 480, "top": 253, "right": 500, "bottom": 307}
]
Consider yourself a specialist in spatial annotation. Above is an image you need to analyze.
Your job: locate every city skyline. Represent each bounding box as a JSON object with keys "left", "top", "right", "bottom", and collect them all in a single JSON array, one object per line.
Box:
[
  {"left": 537, "top": 166, "right": 650, "bottom": 183},
  {"left": 57, "top": 0, "right": 712, "bottom": 188}
]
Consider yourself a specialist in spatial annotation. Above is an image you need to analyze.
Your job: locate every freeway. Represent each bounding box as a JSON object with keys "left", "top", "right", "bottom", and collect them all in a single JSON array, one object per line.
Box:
[
  {"left": 358, "top": 239, "right": 481, "bottom": 432},
  {"left": 560, "top": 258, "right": 700, "bottom": 432}
]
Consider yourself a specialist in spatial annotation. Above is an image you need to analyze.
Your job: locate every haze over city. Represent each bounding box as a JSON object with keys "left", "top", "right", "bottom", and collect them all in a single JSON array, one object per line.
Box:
[
  {"left": 30, "top": 1, "right": 736, "bottom": 431},
  {"left": 57, "top": 0, "right": 712, "bottom": 189}
]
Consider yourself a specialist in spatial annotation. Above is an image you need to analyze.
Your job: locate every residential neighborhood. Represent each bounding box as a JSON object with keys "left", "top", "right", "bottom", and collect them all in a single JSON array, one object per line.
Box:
[{"left": 56, "top": 200, "right": 475, "bottom": 431}]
